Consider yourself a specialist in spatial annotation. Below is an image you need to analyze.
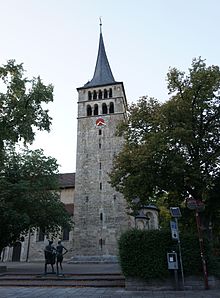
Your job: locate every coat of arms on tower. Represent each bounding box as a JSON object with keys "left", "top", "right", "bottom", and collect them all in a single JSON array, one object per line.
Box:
[{"left": 95, "top": 117, "right": 107, "bottom": 127}]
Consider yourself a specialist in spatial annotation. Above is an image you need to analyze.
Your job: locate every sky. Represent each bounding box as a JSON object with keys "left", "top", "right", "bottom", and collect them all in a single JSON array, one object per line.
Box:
[{"left": 1, "top": 0, "right": 220, "bottom": 173}]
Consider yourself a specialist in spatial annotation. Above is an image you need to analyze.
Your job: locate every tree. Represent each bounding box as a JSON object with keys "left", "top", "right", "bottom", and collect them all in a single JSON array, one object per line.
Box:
[
  {"left": 0, "top": 148, "right": 71, "bottom": 253},
  {"left": 0, "top": 60, "right": 71, "bottom": 253},
  {"left": 0, "top": 60, "right": 53, "bottom": 165},
  {"left": 110, "top": 57, "right": 220, "bottom": 235}
]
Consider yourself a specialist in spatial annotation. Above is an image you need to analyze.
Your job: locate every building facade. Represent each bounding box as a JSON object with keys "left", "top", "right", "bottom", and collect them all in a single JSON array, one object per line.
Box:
[
  {"left": 72, "top": 26, "right": 131, "bottom": 261},
  {"left": 1, "top": 26, "right": 159, "bottom": 263},
  {"left": 1, "top": 173, "right": 75, "bottom": 262}
]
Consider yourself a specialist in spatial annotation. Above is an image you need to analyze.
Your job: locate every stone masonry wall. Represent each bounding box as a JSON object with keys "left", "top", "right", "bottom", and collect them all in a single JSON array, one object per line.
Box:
[{"left": 73, "top": 83, "right": 130, "bottom": 259}]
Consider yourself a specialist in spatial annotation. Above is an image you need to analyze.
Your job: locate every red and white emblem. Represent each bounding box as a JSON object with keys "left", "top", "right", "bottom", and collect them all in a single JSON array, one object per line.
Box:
[{"left": 96, "top": 117, "right": 106, "bottom": 127}]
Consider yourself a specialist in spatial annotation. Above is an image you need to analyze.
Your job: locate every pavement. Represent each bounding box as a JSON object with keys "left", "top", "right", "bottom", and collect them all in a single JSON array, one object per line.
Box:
[
  {"left": 0, "top": 262, "right": 219, "bottom": 298},
  {"left": 2, "top": 261, "right": 121, "bottom": 275},
  {"left": 0, "top": 287, "right": 220, "bottom": 298}
]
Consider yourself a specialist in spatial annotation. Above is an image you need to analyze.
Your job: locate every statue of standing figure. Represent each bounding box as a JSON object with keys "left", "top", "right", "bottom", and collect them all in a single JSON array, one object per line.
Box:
[
  {"left": 56, "top": 240, "right": 68, "bottom": 276},
  {"left": 44, "top": 240, "right": 56, "bottom": 275}
]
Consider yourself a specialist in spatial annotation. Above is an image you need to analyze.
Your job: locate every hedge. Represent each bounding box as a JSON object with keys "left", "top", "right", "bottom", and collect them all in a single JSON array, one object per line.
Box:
[{"left": 118, "top": 229, "right": 219, "bottom": 280}]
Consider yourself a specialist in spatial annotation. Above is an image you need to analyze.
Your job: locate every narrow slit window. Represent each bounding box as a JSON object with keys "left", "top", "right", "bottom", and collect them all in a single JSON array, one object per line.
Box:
[
  {"left": 99, "top": 238, "right": 103, "bottom": 250},
  {"left": 100, "top": 182, "right": 102, "bottom": 190},
  {"left": 99, "top": 162, "right": 102, "bottom": 170},
  {"left": 99, "top": 129, "right": 102, "bottom": 135}
]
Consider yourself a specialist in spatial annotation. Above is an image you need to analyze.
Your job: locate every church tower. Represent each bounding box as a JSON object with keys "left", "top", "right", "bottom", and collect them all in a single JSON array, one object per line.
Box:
[{"left": 73, "top": 24, "right": 130, "bottom": 261}]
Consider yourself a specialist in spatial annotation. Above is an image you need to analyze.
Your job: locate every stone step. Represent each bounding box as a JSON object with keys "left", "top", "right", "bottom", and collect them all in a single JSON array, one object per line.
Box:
[{"left": 0, "top": 273, "right": 125, "bottom": 287}]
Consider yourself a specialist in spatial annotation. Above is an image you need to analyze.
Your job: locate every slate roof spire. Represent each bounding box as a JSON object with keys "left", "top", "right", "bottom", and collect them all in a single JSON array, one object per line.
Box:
[{"left": 83, "top": 21, "right": 116, "bottom": 88}]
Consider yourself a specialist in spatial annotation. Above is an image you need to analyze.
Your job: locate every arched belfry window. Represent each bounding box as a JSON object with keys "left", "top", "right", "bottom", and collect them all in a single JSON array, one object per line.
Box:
[
  {"left": 93, "top": 90, "right": 97, "bottom": 100},
  {"left": 109, "top": 88, "right": 112, "bottom": 98},
  {"left": 104, "top": 89, "right": 108, "bottom": 99},
  {"left": 109, "top": 102, "right": 114, "bottom": 113},
  {"left": 87, "top": 105, "right": 92, "bottom": 116},
  {"left": 88, "top": 91, "right": 92, "bottom": 101},
  {"left": 102, "top": 103, "right": 107, "bottom": 114},
  {"left": 94, "top": 104, "right": 98, "bottom": 115},
  {"left": 98, "top": 90, "right": 102, "bottom": 99}
]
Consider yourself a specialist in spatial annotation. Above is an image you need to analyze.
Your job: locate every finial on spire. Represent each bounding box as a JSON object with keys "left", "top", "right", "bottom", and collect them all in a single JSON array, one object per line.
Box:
[{"left": 99, "top": 17, "right": 102, "bottom": 33}]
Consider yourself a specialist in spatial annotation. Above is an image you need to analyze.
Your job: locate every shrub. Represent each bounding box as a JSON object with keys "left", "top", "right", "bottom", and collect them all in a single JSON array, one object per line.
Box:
[
  {"left": 118, "top": 229, "right": 219, "bottom": 280},
  {"left": 118, "top": 229, "right": 172, "bottom": 280}
]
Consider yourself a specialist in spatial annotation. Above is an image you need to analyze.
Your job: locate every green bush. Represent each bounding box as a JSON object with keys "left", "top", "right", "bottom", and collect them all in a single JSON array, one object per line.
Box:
[
  {"left": 118, "top": 229, "right": 219, "bottom": 280},
  {"left": 180, "top": 233, "right": 220, "bottom": 277},
  {"left": 118, "top": 229, "right": 172, "bottom": 280},
  {"left": 179, "top": 233, "right": 204, "bottom": 276}
]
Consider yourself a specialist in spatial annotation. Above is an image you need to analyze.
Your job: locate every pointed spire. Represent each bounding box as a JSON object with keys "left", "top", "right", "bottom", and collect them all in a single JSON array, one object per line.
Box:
[{"left": 83, "top": 22, "right": 116, "bottom": 88}]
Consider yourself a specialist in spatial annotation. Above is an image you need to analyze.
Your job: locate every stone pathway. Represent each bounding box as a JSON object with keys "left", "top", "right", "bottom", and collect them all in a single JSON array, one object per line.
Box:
[{"left": 0, "top": 286, "right": 220, "bottom": 298}]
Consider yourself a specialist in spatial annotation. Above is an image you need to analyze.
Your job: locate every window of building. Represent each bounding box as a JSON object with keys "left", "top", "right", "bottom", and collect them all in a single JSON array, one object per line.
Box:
[
  {"left": 98, "top": 90, "right": 102, "bottom": 99},
  {"left": 87, "top": 105, "right": 92, "bottom": 116},
  {"left": 100, "top": 213, "right": 103, "bottom": 221},
  {"left": 99, "top": 238, "right": 105, "bottom": 250},
  {"left": 99, "top": 142, "right": 101, "bottom": 149},
  {"left": 100, "top": 182, "right": 102, "bottom": 190},
  {"left": 99, "top": 162, "right": 101, "bottom": 170},
  {"left": 109, "top": 102, "right": 114, "bottom": 113},
  {"left": 62, "top": 226, "right": 70, "bottom": 241},
  {"left": 104, "top": 89, "right": 108, "bottom": 99},
  {"left": 102, "top": 103, "right": 107, "bottom": 114},
  {"left": 99, "top": 129, "right": 102, "bottom": 135},
  {"left": 88, "top": 91, "right": 92, "bottom": 100},
  {"left": 37, "top": 228, "right": 45, "bottom": 242},
  {"left": 109, "top": 88, "right": 112, "bottom": 98},
  {"left": 93, "top": 90, "right": 97, "bottom": 100},
  {"left": 94, "top": 104, "right": 98, "bottom": 115}
]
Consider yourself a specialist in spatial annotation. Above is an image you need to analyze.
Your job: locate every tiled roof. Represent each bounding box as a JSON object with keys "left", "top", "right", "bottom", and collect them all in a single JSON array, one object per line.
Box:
[
  {"left": 82, "top": 32, "right": 116, "bottom": 88},
  {"left": 58, "top": 173, "right": 75, "bottom": 189}
]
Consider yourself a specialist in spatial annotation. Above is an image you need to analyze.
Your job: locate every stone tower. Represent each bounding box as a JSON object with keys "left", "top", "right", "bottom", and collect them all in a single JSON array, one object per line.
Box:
[{"left": 73, "top": 25, "right": 130, "bottom": 261}]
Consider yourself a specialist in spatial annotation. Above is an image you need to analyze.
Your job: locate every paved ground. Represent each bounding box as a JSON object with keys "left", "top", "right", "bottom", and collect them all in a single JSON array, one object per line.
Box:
[
  {"left": 0, "top": 286, "right": 220, "bottom": 298},
  {"left": 2, "top": 261, "right": 121, "bottom": 275},
  {"left": 0, "top": 262, "right": 219, "bottom": 297}
]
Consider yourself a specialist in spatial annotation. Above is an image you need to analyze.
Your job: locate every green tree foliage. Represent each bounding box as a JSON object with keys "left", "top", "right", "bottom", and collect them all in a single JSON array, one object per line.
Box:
[
  {"left": 0, "top": 148, "right": 71, "bottom": 252},
  {"left": 0, "top": 60, "right": 53, "bottom": 164},
  {"left": 0, "top": 60, "right": 71, "bottom": 252},
  {"left": 110, "top": 57, "right": 220, "bottom": 236}
]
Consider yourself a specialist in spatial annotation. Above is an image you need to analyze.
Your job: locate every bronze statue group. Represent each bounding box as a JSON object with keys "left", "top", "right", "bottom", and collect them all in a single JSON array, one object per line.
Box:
[{"left": 44, "top": 240, "right": 68, "bottom": 276}]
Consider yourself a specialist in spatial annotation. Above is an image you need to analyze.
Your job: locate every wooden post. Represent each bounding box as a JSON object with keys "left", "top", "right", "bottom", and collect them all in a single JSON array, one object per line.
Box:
[{"left": 195, "top": 211, "right": 209, "bottom": 290}]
